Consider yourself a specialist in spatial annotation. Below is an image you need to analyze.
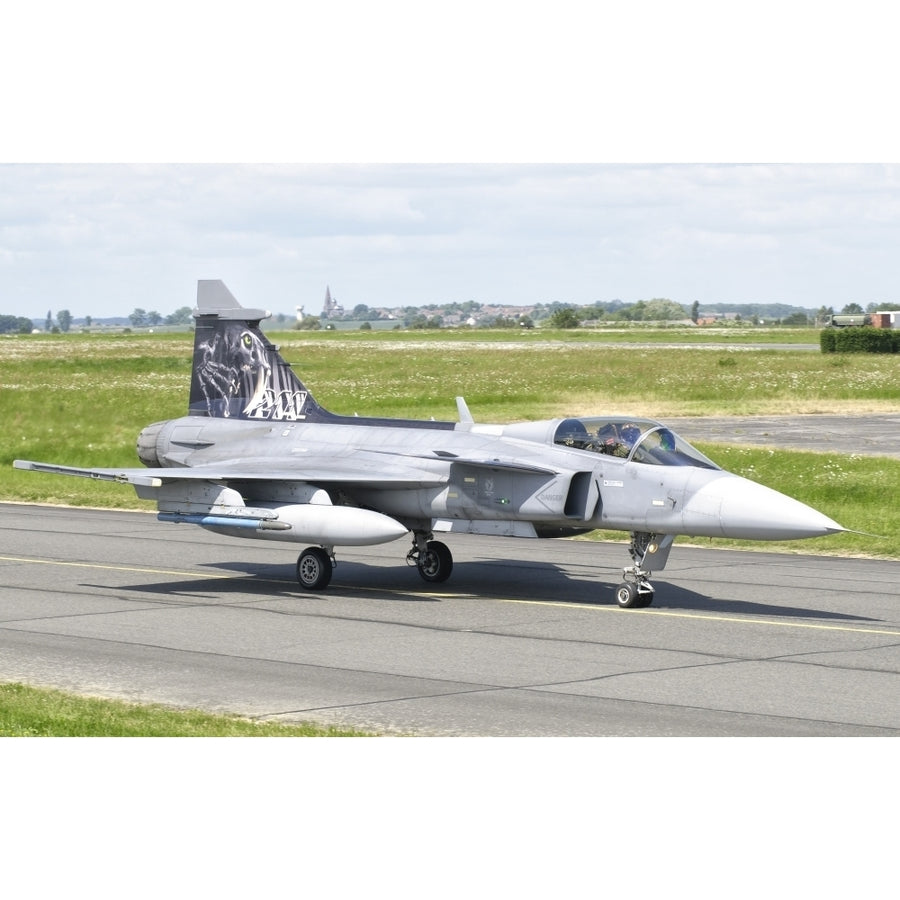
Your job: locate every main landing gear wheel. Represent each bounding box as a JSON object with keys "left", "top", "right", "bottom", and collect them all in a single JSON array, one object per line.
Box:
[
  {"left": 297, "top": 547, "right": 333, "bottom": 591},
  {"left": 615, "top": 581, "right": 654, "bottom": 609},
  {"left": 416, "top": 540, "right": 453, "bottom": 584}
]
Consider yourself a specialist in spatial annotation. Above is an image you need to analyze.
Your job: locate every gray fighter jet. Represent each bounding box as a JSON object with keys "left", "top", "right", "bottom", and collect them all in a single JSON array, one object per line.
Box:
[{"left": 15, "top": 280, "right": 846, "bottom": 608}]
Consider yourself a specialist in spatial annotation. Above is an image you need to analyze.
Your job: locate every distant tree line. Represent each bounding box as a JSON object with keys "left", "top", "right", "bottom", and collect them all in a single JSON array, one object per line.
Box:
[
  {"left": 0, "top": 315, "right": 35, "bottom": 334},
  {"left": 128, "top": 307, "right": 193, "bottom": 327},
  {"left": 1, "top": 305, "right": 198, "bottom": 334},
  {"left": 10, "top": 297, "right": 889, "bottom": 336},
  {"left": 1, "top": 309, "right": 77, "bottom": 333}
]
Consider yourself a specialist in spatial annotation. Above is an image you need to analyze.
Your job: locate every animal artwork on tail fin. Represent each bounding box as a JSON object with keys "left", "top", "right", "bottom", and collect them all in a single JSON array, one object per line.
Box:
[{"left": 188, "top": 280, "right": 322, "bottom": 422}]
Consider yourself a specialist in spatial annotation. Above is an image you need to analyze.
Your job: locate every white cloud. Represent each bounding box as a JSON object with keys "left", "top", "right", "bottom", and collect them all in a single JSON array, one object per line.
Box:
[{"left": 3, "top": 164, "right": 900, "bottom": 318}]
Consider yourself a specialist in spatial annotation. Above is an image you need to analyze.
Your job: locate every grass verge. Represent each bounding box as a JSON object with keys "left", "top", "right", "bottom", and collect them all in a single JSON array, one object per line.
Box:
[{"left": 0, "top": 682, "right": 373, "bottom": 737}]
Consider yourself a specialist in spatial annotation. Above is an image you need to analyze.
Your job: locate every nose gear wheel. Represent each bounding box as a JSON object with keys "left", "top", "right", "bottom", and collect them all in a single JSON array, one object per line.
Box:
[{"left": 615, "top": 531, "right": 659, "bottom": 608}]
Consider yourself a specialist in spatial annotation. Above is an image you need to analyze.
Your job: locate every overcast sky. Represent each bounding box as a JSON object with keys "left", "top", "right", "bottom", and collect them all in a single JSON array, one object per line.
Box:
[
  {"left": 4, "top": 3, "right": 900, "bottom": 321},
  {"left": 3, "top": 164, "right": 900, "bottom": 320}
]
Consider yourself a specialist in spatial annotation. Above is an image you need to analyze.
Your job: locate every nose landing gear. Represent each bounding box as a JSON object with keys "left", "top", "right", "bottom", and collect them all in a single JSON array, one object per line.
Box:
[
  {"left": 615, "top": 532, "right": 673, "bottom": 608},
  {"left": 615, "top": 574, "right": 654, "bottom": 609}
]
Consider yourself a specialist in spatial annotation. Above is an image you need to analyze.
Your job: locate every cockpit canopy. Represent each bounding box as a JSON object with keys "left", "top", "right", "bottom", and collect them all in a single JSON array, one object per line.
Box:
[{"left": 553, "top": 416, "right": 719, "bottom": 469}]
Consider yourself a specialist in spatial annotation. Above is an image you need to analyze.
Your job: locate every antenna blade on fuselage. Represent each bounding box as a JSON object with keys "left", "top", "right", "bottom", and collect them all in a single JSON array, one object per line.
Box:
[{"left": 456, "top": 397, "right": 474, "bottom": 424}]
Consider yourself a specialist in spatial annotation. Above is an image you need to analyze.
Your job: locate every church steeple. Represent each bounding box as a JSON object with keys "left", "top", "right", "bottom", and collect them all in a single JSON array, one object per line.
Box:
[{"left": 321, "top": 285, "right": 343, "bottom": 318}]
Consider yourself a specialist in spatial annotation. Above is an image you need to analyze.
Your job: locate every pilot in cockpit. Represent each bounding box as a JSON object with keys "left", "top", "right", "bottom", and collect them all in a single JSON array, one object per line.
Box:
[
  {"left": 597, "top": 422, "right": 640, "bottom": 457},
  {"left": 658, "top": 428, "right": 676, "bottom": 452}
]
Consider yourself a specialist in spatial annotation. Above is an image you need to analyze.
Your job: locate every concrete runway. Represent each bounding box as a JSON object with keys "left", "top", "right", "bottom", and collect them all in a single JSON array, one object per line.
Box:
[{"left": 2, "top": 501, "right": 898, "bottom": 736}]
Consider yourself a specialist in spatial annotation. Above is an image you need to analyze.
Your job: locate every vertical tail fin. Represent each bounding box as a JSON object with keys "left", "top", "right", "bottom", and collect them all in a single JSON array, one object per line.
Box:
[{"left": 189, "top": 280, "right": 331, "bottom": 421}]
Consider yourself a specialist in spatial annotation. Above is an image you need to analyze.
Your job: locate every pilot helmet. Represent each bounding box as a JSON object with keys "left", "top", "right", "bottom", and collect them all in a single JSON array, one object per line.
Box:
[
  {"left": 620, "top": 423, "right": 641, "bottom": 445},
  {"left": 596, "top": 422, "right": 618, "bottom": 439}
]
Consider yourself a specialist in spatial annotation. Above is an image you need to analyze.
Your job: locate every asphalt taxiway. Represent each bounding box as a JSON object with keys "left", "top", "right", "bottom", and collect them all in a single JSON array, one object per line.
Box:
[
  {"left": 1, "top": 501, "right": 898, "bottom": 736},
  {"left": 669, "top": 413, "right": 900, "bottom": 457}
]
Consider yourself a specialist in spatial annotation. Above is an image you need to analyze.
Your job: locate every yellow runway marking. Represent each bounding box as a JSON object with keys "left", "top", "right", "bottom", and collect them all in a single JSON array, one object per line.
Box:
[
  {"left": 0, "top": 555, "right": 240, "bottom": 581},
  {"left": 501, "top": 598, "right": 900, "bottom": 637},
  {"left": 5, "top": 555, "right": 899, "bottom": 637}
]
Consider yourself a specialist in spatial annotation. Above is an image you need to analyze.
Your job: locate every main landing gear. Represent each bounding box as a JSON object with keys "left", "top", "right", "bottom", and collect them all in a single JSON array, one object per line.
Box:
[
  {"left": 406, "top": 532, "right": 453, "bottom": 584},
  {"left": 296, "top": 546, "right": 334, "bottom": 590},
  {"left": 294, "top": 532, "right": 454, "bottom": 591}
]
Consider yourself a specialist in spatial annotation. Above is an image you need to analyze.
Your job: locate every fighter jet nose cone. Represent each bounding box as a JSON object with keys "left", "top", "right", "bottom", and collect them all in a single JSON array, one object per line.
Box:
[{"left": 682, "top": 474, "right": 845, "bottom": 540}]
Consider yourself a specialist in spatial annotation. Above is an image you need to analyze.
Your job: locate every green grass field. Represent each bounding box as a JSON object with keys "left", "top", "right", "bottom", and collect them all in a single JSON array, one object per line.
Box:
[
  {"left": 3, "top": 328, "right": 899, "bottom": 734},
  {"left": 0, "top": 682, "right": 371, "bottom": 736}
]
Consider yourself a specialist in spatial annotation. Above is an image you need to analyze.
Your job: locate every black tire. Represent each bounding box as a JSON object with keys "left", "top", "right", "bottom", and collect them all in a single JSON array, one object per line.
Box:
[
  {"left": 615, "top": 582, "right": 641, "bottom": 608},
  {"left": 417, "top": 540, "right": 453, "bottom": 583},
  {"left": 297, "top": 547, "right": 332, "bottom": 590}
]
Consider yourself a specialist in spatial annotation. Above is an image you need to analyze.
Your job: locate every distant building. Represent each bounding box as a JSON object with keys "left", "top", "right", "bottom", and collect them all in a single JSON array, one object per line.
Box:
[{"left": 321, "top": 286, "right": 344, "bottom": 319}]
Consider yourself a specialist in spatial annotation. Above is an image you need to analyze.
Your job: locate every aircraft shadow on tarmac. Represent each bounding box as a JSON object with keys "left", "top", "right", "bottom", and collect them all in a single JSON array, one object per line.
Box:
[
  {"left": 442, "top": 559, "right": 877, "bottom": 623},
  {"left": 97, "top": 556, "right": 878, "bottom": 625}
]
